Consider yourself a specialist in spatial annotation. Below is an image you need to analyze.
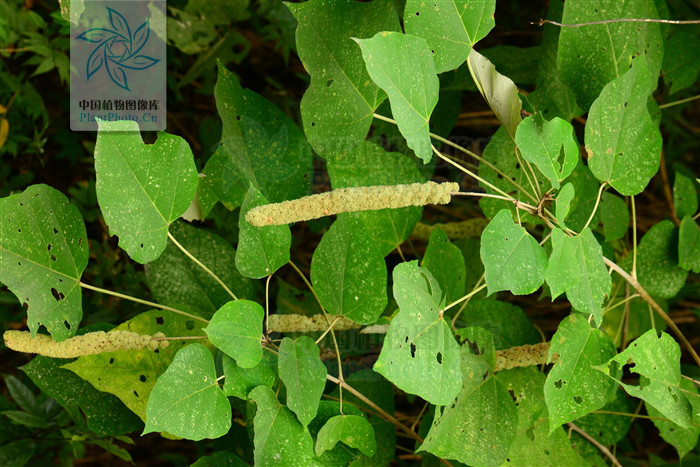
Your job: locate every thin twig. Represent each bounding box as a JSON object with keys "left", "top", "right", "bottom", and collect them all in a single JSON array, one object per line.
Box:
[
  {"left": 568, "top": 423, "right": 622, "bottom": 467},
  {"left": 534, "top": 18, "right": 700, "bottom": 27}
]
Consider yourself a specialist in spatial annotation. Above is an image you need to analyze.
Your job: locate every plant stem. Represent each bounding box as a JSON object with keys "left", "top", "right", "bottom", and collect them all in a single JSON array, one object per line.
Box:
[
  {"left": 451, "top": 274, "right": 485, "bottom": 329},
  {"left": 443, "top": 283, "right": 487, "bottom": 314},
  {"left": 535, "top": 18, "right": 700, "bottom": 27},
  {"left": 163, "top": 335, "right": 208, "bottom": 340},
  {"left": 582, "top": 182, "right": 607, "bottom": 232},
  {"left": 658, "top": 94, "right": 700, "bottom": 109},
  {"left": 79, "top": 282, "right": 209, "bottom": 323},
  {"left": 631, "top": 196, "right": 638, "bottom": 280},
  {"left": 568, "top": 423, "right": 622, "bottom": 467},
  {"left": 167, "top": 231, "right": 237, "bottom": 301}
]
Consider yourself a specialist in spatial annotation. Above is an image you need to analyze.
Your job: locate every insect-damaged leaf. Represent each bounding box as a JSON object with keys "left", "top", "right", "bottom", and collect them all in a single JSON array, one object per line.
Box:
[
  {"left": 418, "top": 327, "right": 517, "bottom": 466},
  {"left": 403, "top": 0, "right": 495, "bottom": 74},
  {"left": 373, "top": 261, "right": 461, "bottom": 405},
  {"left": 278, "top": 336, "right": 327, "bottom": 427},
  {"left": 287, "top": 0, "right": 400, "bottom": 160},
  {"left": 94, "top": 120, "right": 198, "bottom": 263},
  {"left": 200, "top": 63, "right": 313, "bottom": 211},
  {"left": 422, "top": 226, "right": 466, "bottom": 305},
  {"left": 544, "top": 314, "right": 616, "bottom": 431},
  {"left": 310, "top": 214, "right": 387, "bottom": 324},
  {"left": 585, "top": 55, "right": 662, "bottom": 196},
  {"left": 545, "top": 228, "right": 611, "bottom": 325},
  {"left": 480, "top": 209, "right": 548, "bottom": 296},
  {"left": 355, "top": 32, "right": 439, "bottom": 163},
  {"left": 144, "top": 344, "right": 231, "bottom": 440},
  {"left": 515, "top": 113, "right": 578, "bottom": 189},
  {"left": 596, "top": 330, "right": 694, "bottom": 428},
  {"left": 0, "top": 184, "right": 88, "bottom": 341},
  {"left": 249, "top": 385, "right": 314, "bottom": 466},
  {"left": 315, "top": 415, "right": 376, "bottom": 458},
  {"left": 646, "top": 378, "right": 700, "bottom": 460},
  {"left": 205, "top": 300, "right": 263, "bottom": 369}
]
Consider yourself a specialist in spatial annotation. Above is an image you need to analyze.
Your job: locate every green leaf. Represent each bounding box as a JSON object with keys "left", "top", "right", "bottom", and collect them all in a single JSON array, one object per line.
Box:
[
  {"left": 94, "top": 120, "right": 198, "bottom": 263},
  {"left": 248, "top": 385, "right": 314, "bottom": 467},
  {"left": 545, "top": 228, "right": 611, "bottom": 325},
  {"left": 236, "top": 186, "right": 291, "bottom": 279},
  {"left": 146, "top": 221, "right": 256, "bottom": 318},
  {"left": 0, "top": 439, "right": 35, "bottom": 467},
  {"left": 308, "top": 402, "right": 365, "bottom": 466},
  {"left": 315, "top": 415, "right": 377, "bottom": 458},
  {"left": 190, "top": 451, "right": 247, "bottom": 467},
  {"left": 287, "top": 0, "right": 400, "bottom": 159},
  {"left": 558, "top": 0, "right": 663, "bottom": 111},
  {"left": 574, "top": 387, "right": 633, "bottom": 447},
  {"left": 565, "top": 159, "right": 603, "bottom": 232},
  {"left": 678, "top": 215, "right": 700, "bottom": 273},
  {"left": 418, "top": 327, "right": 517, "bottom": 466},
  {"left": 544, "top": 314, "right": 616, "bottom": 431},
  {"left": 22, "top": 355, "right": 142, "bottom": 436},
  {"left": 585, "top": 55, "right": 662, "bottom": 196},
  {"left": 422, "top": 226, "right": 465, "bottom": 306},
  {"left": 205, "top": 300, "right": 263, "bottom": 368},
  {"left": 515, "top": 114, "right": 578, "bottom": 189},
  {"left": 278, "top": 336, "right": 327, "bottom": 427},
  {"left": 661, "top": 31, "right": 700, "bottom": 95},
  {"left": 467, "top": 49, "right": 522, "bottom": 140},
  {"left": 310, "top": 214, "right": 387, "bottom": 324},
  {"left": 637, "top": 220, "right": 688, "bottom": 298},
  {"left": 673, "top": 172, "right": 698, "bottom": 219},
  {"left": 64, "top": 310, "right": 206, "bottom": 421},
  {"left": 480, "top": 209, "right": 548, "bottom": 296},
  {"left": 222, "top": 351, "right": 276, "bottom": 400},
  {"left": 355, "top": 32, "right": 439, "bottom": 163},
  {"left": 403, "top": 0, "right": 495, "bottom": 73},
  {"left": 144, "top": 344, "right": 231, "bottom": 440},
  {"left": 200, "top": 63, "right": 313, "bottom": 210},
  {"left": 555, "top": 183, "right": 575, "bottom": 229},
  {"left": 596, "top": 330, "right": 694, "bottom": 428},
  {"left": 327, "top": 140, "right": 424, "bottom": 257},
  {"left": 456, "top": 299, "right": 540, "bottom": 350},
  {"left": 601, "top": 290, "right": 668, "bottom": 347},
  {"left": 3, "top": 375, "right": 38, "bottom": 415},
  {"left": 477, "top": 127, "right": 548, "bottom": 223},
  {"left": 646, "top": 378, "right": 700, "bottom": 459},
  {"left": 599, "top": 193, "right": 629, "bottom": 242},
  {"left": 0, "top": 184, "right": 88, "bottom": 341},
  {"left": 373, "top": 261, "right": 462, "bottom": 405},
  {"left": 499, "top": 368, "right": 588, "bottom": 467}
]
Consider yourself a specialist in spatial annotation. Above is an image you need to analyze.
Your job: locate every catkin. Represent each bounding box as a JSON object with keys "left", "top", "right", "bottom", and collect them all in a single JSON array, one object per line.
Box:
[
  {"left": 411, "top": 218, "right": 490, "bottom": 241},
  {"left": 246, "top": 182, "right": 460, "bottom": 226},
  {"left": 494, "top": 342, "right": 555, "bottom": 372},
  {"left": 268, "top": 314, "right": 361, "bottom": 333},
  {"left": 3, "top": 330, "right": 169, "bottom": 358}
]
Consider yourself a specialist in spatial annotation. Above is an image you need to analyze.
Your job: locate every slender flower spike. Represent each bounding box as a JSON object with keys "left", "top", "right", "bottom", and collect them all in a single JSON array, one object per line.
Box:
[
  {"left": 246, "top": 182, "right": 459, "bottom": 226},
  {"left": 3, "top": 330, "right": 168, "bottom": 358}
]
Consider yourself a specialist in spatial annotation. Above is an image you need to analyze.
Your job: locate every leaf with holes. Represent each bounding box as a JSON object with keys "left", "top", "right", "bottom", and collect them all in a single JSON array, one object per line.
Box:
[
  {"left": 585, "top": 55, "right": 662, "bottom": 196},
  {"left": 480, "top": 209, "right": 548, "bottom": 296},
  {"left": 0, "top": 184, "right": 88, "bottom": 341},
  {"left": 422, "top": 226, "right": 465, "bottom": 305},
  {"left": 144, "top": 344, "right": 231, "bottom": 440},
  {"left": 515, "top": 114, "right": 578, "bottom": 189},
  {"left": 545, "top": 228, "right": 611, "bottom": 325},
  {"left": 222, "top": 352, "right": 277, "bottom": 400},
  {"left": 327, "top": 140, "right": 424, "bottom": 257},
  {"left": 287, "top": 0, "right": 400, "bottom": 160},
  {"left": 678, "top": 216, "right": 700, "bottom": 273},
  {"left": 315, "top": 415, "right": 376, "bottom": 458},
  {"left": 544, "top": 314, "right": 616, "bottom": 431},
  {"left": 200, "top": 63, "right": 313, "bottom": 211},
  {"left": 373, "top": 261, "right": 461, "bottom": 405},
  {"left": 146, "top": 221, "right": 256, "bottom": 318},
  {"left": 94, "top": 120, "right": 198, "bottom": 263},
  {"left": 558, "top": 0, "right": 663, "bottom": 111},
  {"left": 637, "top": 220, "right": 688, "bottom": 298},
  {"left": 403, "top": 0, "right": 495, "bottom": 74},
  {"left": 596, "top": 330, "right": 694, "bottom": 428},
  {"left": 467, "top": 49, "right": 522, "bottom": 140},
  {"left": 555, "top": 183, "right": 575, "bottom": 229},
  {"left": 236, "top": 186, "right": 291, "bottom": 279},
  {"left": 278, "top": 336, "right": 327, "bottom": 427},
  {"left": 249, "top": 385, "right": 314, "bottom": 466},
  {"left": 646, "top": 378, "right": 700, "bottom": 459},
  {"left": 599, "top": 192, "right": 629, "bottom": 242},
  {"left": 205, "top": 300, "right": 263, "bottom": 369},
  {"left": 355, "top": 32, "right": 439, "bottom": 163},
  {"left": 310, "top": 214, "right": 387, "bottom": 324},
  {"left": 418, "top": 327, "right": 517, "bottom": 466},
  {"left": 673, "top": 172, "right": 698, "bottom": 219},
  {"left": 64, "top": 310, "right": 206, "bottom": 421}
]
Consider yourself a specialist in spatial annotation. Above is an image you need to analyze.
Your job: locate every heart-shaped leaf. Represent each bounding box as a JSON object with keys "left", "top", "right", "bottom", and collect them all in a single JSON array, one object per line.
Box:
[
  {"left": 278, "top": 336, "right": 327, "bottom": 427},
  {"left": 205, "top": 300, "right": 263, "bottom": 368},
  {"left": 315, "top": 414, "right": 376, "bottom": 458}
]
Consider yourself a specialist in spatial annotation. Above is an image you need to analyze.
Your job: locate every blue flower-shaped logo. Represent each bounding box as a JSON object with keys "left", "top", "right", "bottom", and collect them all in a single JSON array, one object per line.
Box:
[{"left": 76, "top": 7, "right": 160, "bottom": 91}]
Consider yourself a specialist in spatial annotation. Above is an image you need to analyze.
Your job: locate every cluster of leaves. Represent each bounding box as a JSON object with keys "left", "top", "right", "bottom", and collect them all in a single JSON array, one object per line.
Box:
[{"left": 2, "top": 0, "right": 700, "bottom": 466}]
